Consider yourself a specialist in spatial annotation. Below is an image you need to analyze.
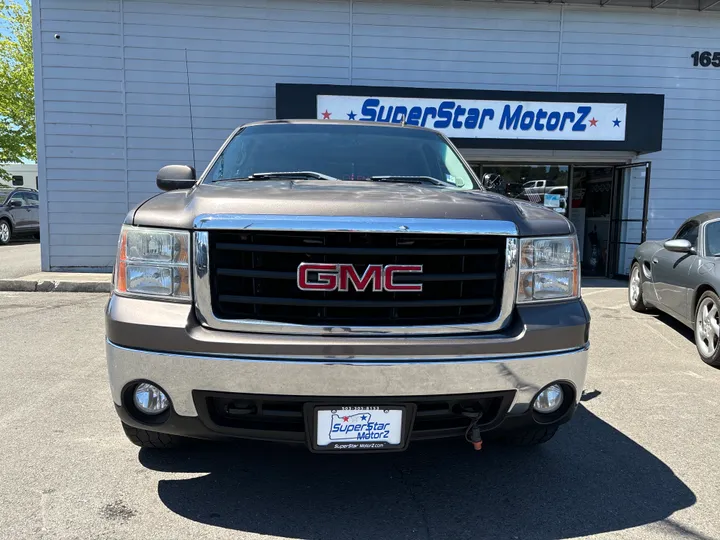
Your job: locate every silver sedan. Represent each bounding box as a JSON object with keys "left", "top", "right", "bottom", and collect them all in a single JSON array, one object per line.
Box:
[{"left": 629, "top": 212, "right": 720, "bottom": 367}]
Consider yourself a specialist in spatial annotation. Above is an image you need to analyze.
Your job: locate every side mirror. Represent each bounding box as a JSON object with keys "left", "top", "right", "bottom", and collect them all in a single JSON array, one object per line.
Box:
[
  {"left": 664, "top": 239, "right": 693, "bottom": 253},
  {"left": 156, "top": 165, "right": 197, "bottom": 192},
  {"left": 8, "top": 199, "right": 21, "bottom": 208}
]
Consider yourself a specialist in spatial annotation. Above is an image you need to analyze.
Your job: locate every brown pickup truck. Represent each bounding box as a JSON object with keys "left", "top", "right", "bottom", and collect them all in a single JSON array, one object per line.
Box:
[{"left": 106, "top": 120, "right": 590, "bottom": 453}]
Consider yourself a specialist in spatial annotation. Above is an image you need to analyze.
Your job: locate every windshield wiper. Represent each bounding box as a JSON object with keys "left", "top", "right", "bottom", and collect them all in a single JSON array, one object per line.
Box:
[
  {"left": 368, "top": 175, "right": 447, "bottom": 186},
  {"left": 248, "top": 171, "right": 339, "bottom": 181}
]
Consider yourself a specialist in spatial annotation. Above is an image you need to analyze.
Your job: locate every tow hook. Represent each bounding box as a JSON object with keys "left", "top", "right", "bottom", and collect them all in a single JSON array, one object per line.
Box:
[
  {"left": 469, "top": 425, "right": 483, "bottom": 451},
  {"left": 458, "top": 404, "right": 484, "bottom": 451}
]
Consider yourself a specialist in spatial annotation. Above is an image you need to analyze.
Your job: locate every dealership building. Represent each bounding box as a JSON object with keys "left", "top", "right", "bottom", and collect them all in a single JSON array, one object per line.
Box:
[{"left": 32, "top": 0, "right": 720, "bottom": 276}]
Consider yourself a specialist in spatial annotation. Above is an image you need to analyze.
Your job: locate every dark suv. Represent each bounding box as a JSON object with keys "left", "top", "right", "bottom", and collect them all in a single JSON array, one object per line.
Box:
[{"left": 0, "top": 187, "right": 40, "bottom": 245}]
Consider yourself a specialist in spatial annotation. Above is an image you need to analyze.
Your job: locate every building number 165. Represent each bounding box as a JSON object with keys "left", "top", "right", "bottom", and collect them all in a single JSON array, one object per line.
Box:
[{"left": 691, "top": 51, "right": 720, "bottom": 67}]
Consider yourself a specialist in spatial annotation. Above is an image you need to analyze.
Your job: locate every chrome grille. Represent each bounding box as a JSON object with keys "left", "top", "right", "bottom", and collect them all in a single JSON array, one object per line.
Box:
[
  {"left": 192, "top": 216, "right": 518, "bottom": 336},
  {"left": 208, "top": 230, "right": 505, "bottom": 327}
]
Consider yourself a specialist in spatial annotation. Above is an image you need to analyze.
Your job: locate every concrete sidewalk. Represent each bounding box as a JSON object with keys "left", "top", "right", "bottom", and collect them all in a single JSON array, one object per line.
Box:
[{"left": 0, "top": 271, "right": 111, "bottom": 293}]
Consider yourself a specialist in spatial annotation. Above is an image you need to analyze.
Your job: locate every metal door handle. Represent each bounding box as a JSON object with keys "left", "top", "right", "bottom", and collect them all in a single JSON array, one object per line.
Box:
[{"left": 652, "top": 258, "right": 659, "bottom": 264}]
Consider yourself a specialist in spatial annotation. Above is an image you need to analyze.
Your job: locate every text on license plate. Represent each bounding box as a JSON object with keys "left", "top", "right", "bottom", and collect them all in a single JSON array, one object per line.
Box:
[{"left": 316, "top": 407, "right": 403, "bottom": 448}]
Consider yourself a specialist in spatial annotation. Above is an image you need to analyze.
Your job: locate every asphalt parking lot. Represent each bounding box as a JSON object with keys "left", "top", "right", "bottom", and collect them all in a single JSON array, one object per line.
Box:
[
  {"left": 1, "top": 287, "right": 719, "bottom": 540},
  {"left": 0, "top": 241, "right": 41, "bottom": 279}
]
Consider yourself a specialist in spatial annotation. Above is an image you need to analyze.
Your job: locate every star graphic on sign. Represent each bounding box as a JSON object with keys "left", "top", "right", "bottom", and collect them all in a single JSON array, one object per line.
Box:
[
  {"left": 361, "top": 415, "right": 368, "bottom": 421},
  {"left": 589, "top": 118, "right": 598, "bottom": 127},
  {"left": 321, "top": 110, "right": 331, "bottom": 120},
  {"left": 343, "top": 416, "right": 349, "bottom": 422},
  {"left": 612, "top": 118, "right": 621, "bottom": 127},
  {"left": 347, "top": 110, "right": 357, "bottom": 120}
]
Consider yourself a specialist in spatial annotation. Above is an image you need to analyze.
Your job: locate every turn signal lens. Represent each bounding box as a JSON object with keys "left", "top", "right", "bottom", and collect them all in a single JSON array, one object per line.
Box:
[
  {"left": 174, "top": 266, "right": 190, "bottom": 298},
  {"left": 114, "top": 226, "right": 191, "bottom": 302}
]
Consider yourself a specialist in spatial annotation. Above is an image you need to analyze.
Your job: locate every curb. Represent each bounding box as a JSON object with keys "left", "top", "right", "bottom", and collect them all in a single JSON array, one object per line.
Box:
[{"left": 0, "top": 279, "right": 111, "bottom": 293}]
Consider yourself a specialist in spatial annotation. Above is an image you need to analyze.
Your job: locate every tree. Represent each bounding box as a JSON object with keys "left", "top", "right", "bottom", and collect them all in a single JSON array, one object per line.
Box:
[{"left": 0, "top": 0, "right": 35, "bottom": 185}]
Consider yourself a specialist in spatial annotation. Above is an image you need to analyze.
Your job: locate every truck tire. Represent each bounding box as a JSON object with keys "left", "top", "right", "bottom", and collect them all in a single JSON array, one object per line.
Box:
[
  {"left": 121, "top": 422, "right": 185, "bottom": 449},
  {"left": 502, "top": 425, "right": 558, "bottom": 446}
]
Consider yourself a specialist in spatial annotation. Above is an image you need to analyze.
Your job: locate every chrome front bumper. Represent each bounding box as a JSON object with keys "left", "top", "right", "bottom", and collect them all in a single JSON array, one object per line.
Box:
[{"left": 106, "top": 341, "right": 589, "bottom": 417}]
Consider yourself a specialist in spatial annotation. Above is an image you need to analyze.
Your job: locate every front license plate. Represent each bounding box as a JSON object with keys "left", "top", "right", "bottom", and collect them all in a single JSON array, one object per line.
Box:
[{"left": 314, "top": 406, "right": 405, "bottom": 451}]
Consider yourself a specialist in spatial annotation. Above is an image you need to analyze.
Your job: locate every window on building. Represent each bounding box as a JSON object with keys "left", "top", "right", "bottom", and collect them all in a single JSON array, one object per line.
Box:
[
  {"left": 12, "top": 175, "right": 23, "bottom": 186},
  {"left": 474, "top": 164, "right": 570, "bottom": 216}
]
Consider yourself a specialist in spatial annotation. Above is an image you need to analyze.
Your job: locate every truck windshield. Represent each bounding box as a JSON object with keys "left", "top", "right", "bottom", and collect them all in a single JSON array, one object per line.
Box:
[{"left": 203, "top": 123, "right": 478, "bottom": 190}]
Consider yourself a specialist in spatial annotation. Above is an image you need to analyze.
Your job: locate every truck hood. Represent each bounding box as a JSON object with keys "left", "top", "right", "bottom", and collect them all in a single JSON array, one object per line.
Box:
[{"left": 129, "top": 180, "right": 573, "bottom": 237}]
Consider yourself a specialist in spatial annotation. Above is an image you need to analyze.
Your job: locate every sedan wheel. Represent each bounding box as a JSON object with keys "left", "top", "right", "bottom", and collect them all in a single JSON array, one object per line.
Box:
[
  {"left": 628, "top": 262, "right": 649, "bottom": 312},
  {"left": 695, "top": 292, "right": 720, "bottom": 367},
  {"left": 0, "top": 221, "right": 10, "bottom": 245}
]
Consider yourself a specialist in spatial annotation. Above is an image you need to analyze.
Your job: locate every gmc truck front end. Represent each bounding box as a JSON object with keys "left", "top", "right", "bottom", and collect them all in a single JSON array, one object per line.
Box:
[{"left": 106, "top": 215, "right": 590, "bottom": 453}]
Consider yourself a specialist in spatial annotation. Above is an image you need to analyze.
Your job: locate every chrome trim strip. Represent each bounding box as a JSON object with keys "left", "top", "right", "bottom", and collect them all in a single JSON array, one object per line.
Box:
[
  {"left": 107, "top": 338, "right": 588, "bottom": 366},
  {"left": 108, "top": 338, "right": 594, "bottom": 362},
  {"left": 193, "top": 222, "right": 518, "bottom": 336},
  {"left": 193, "top": 214, "right": 519, "bottom": 236},
  {"left": 193, "top": 230, "right": 211, "bottom": 327},
  {"left": 106, "top": 340, "right": 589, "bottom": 417}
]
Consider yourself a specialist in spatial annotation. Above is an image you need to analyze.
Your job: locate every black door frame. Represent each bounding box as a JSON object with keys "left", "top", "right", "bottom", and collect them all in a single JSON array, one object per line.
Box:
[{"left": 607, "top": 162, "right": 652, "bottom": 278}]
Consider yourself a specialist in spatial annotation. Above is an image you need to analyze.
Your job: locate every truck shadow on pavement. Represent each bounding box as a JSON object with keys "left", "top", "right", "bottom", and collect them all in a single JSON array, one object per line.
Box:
[{"left": 139, "top": 405, "right": 696, "bottom": 540}]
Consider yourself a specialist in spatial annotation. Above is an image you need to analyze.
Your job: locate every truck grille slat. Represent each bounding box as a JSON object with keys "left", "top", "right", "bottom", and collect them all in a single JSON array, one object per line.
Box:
[
  {"left": 215, "top": 242, "right": 498, "bottom": 256},
  {"left": 215, "top": 268, "right": 497, "bottom": 282},
  {"left": 209, "top": 230, "right": 505, "bottom": 327},
  {"left": 218, "top": 295, "right": 495, "bottom": 308}
]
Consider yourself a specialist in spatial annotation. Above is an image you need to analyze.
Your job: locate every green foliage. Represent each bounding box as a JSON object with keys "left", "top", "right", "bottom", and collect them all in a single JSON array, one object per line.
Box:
[{"left": 0, "top": 0, "right": 35, "bottom": 183}]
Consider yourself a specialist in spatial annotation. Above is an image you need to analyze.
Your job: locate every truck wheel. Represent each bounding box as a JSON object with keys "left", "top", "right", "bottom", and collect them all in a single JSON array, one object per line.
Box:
[
  {"left": 121, "top": 422, "right": 185, "bottom": 449},
  {"left": 502, "top": 425, "right": 558, "bottom": 446},
  {"left": 628, "top": 262, "right": 650, "bottom": 313},
  {"left": 695, "top": 291, "right": 720, "bottom": 367},
  {"left": 0, "top": 220, "right": 11, "bottom": 245}
]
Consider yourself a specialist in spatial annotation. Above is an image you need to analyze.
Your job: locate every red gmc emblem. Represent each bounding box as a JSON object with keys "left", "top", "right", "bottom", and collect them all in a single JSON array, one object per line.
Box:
[{"left": 297, "top": 263, "right": 423, "bottom": 292}]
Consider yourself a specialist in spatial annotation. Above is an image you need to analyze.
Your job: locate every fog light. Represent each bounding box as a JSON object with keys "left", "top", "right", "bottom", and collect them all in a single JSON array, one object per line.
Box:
[
  {"left": 133, "top": 383, "right": 169, "bottom": 415},
  {"left": 533, "top": 384, "right": 564, "bottom": 414}
]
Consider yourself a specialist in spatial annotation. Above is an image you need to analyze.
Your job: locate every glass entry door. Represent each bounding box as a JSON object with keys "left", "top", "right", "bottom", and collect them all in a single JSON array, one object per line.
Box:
[
  {"left": 608, "top": 162, "right": 651, "bottom": 278},
  {"left": 568, "top": 166, "right": 614, "bottom": 277}
]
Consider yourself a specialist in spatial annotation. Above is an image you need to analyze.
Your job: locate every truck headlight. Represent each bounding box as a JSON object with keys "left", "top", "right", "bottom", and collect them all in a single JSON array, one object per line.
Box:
[
  {"left": 517, "top": 236, "right": 580, "bottom": 303},
  {"left": 114, "top": 226, "right": 190, "bottom": 301}
]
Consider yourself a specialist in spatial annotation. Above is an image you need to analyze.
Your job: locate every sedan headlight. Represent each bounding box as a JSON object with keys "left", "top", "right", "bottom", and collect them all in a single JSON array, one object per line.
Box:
[
  {"left": 114, "top": 226, "right": 191, "bottom": 301},
  {"left": 517, "top": 236, "right": 580, "bottom": 303}
]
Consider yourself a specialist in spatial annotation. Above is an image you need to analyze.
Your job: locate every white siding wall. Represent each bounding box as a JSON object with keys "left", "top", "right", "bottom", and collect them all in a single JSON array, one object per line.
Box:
[
  {"left": 36, "top": 0, "right": 720, "bottom": 270},
  {"left": 350, "top": 0, "right": 561, "bottom": 90},
  {"left": 559, "top": 8, "right": 720, "bottom": 245}
]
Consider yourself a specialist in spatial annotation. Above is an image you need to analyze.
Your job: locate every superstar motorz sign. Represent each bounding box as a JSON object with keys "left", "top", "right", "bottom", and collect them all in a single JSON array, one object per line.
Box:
[{"left": 316, "top": 95, "right": 627, "bottom": 141}]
